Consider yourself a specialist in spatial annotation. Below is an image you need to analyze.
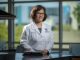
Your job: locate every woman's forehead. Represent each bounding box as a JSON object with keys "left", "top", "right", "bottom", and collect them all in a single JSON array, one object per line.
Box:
[{"left": 37, "top": 9, "right": 44, "bottom": 13}]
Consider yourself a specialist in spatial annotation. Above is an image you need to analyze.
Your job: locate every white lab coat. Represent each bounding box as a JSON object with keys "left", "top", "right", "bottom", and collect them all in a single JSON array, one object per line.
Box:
[{"left": 20, "top": 22, "right": 54, "bottom": 52}]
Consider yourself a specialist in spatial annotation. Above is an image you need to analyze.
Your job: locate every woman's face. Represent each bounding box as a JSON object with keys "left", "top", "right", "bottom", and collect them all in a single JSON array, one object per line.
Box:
[{"left": 35, "top": 9, "right": 45, "bottom": 23}]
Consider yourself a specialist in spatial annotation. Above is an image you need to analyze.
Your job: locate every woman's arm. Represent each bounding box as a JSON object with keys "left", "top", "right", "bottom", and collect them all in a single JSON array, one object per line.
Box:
[
  {"left": 46, "top": 30, "right": 54, "bottom": 50},
  {"left": 42, "top": 28, "right": 54, "bottom": 56},
  {"left": 20, "top": 26, "right": 34, "bottom": 51}
]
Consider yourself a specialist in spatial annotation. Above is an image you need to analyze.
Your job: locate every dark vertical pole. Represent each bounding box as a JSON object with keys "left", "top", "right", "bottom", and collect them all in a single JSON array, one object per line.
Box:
[
  {"left": 8, "top": 0, "right": 14, "bottom": 49},
  {"left": 59, "top": 1, "right": 63, "bottom": 56}
]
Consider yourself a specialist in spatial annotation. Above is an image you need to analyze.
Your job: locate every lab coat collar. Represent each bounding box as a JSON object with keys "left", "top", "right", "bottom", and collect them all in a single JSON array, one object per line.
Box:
[{"left": 30, "top": 22, "right": 46, "bottom": 34}]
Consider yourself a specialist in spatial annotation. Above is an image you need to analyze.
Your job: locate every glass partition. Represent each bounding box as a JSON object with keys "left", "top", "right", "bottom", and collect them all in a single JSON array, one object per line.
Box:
[{"left": 62, "top": 1, "right": 80, "bottom": 54}]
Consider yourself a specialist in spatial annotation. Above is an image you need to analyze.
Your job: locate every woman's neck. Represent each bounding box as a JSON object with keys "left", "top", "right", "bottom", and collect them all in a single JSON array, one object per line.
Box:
[{"left": 35, "top": 22, "right": 42, "bottom": 28}]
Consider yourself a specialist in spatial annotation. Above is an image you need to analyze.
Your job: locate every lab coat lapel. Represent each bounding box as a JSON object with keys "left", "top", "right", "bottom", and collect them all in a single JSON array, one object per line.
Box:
[
  {"left": 41, "top": 23, "right": 46, "bottom": 37},
  {"left": 30, "top": 22, "right": 40, "bottom": 34}
]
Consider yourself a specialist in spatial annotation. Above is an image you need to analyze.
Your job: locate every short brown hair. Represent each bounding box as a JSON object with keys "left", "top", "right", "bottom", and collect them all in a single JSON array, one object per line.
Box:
[{"left": 30, "top": 5, "right": 47, "bottom": 21}]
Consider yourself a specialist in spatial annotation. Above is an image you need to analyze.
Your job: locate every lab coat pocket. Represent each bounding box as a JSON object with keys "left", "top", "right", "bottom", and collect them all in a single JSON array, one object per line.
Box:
[
  {"left": 30, "top": 31, "right": 38, "bottom": 42},
  {"left": 28, "top": 31, "right": 37, "bottom": 47}
]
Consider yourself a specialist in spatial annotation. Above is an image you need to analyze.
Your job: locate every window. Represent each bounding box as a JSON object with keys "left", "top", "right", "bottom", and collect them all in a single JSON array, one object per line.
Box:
[
  {"left": 0, "top": 4, "right": 8, "bottom": 50},
  {"left": 62, "top": 1, "right": 80, "bottom": 50},
  {"left": 0, "top": 0, "right": 8, "bottom": 2}
]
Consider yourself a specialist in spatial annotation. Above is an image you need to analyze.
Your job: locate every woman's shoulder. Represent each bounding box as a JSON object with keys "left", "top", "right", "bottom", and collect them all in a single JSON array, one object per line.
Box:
[
  {"left": 44, "top": 23, "right": 52, "bottom": 31},
  {"left": 22, "top": 24, "right": 31, "bottom": 31},
  {"left": 44, "top": 23, "right": 52, "bottom": 28}
]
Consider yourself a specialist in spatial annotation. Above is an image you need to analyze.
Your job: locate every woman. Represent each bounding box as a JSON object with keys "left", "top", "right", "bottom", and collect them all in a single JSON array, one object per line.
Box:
[{"left": 20, "top": 5, "right": 54, "bottom": 55}]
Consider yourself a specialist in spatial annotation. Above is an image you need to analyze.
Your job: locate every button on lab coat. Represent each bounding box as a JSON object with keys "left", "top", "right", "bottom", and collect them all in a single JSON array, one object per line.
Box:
[{"left": 20, "top": 22, "right": 54, "bottom": 52}]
